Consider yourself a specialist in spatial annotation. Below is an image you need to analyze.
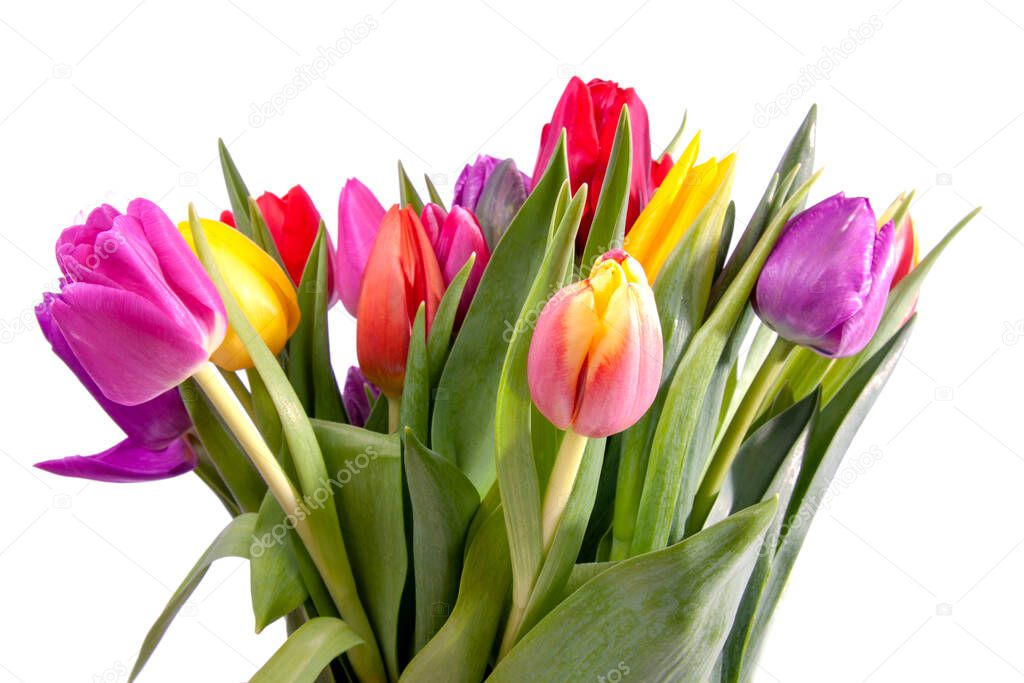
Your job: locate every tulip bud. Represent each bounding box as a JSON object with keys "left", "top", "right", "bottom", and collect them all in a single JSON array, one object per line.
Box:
[
  {"left": 891, "top": 211, "right": 918, "bottom": 288},
  {"left": 336, "top": 178, "right": 386, "bottom": 315},
  {"left": 178, "top": 218, "right": 301, "bottom": 371},
  {"left": 527, "top": 249, "right": 662, "bottom": 438},
  {"left": 753, "top": 193, "right": 897, "bottom": 358},
  {"left": 49, "top": 199, "right": 226, "bottom": 405},
  {"left": 427, "top": 204, "right": 491, "bottom": 323},
  {"left": 454, "top": 155, "right": 530, "bottom": 248},
  {"left": 532, "top": 77, "right": 653, "bottom": 242},
  {"left": 356, "top": 206, "right": 445, "bottom": 399},
  {"left": 342, "top": 366, "right": 380, "bottom": 428}
]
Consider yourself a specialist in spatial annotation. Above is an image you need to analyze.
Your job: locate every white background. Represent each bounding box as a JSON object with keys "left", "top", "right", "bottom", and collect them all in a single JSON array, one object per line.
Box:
[{"left": 0, "top": 1, "right": 1020, "bottom": 681}]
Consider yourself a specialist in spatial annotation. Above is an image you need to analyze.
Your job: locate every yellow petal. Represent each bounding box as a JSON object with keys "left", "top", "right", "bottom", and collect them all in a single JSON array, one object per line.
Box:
[{"left": 178, "top": 218, "right": 300, "bottom": 370}]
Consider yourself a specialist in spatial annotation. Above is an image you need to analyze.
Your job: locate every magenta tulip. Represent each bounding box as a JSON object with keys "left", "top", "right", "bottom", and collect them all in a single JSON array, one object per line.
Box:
[
  {"left": 754, "top": 193, "right": 897, "bottom": 358},
  {"left": 336, "top": 178, "right": 387, "bottom": 315},
  {"left": 49, "top": 199, "right": 226, "bottom": 406},
  {"left": 423, "top": 204, "right": 490, "bottom": 322}
]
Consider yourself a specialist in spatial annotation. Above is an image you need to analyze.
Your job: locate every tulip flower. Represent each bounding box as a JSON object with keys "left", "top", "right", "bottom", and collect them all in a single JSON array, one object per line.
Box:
[
  {"left": 342, "top": 366, "right": 380, "bottom": 428},
  {"left": 891, "top": 211, "right": 918, "bottom": 288},
  {"left": 454, "top": 155, "right": 530, "bottom": 248},
  {"left": 33, "top": 294, "right": 196, "bottom": 482},
  {"left": 179, "top": 218, "right": 300, "bottom": 371},
  {"left": 49, "top": 200, "right": 226, "bottom": 405},
  {"left": 221, "top": 185, "right": 334, "bottom": 299},
  {"left": 528, "top": 249, "right": 662, "bottom": 438},
  {"left": 624, "top": 133, "right": 735, "bottom": 280},
  {"left": 423, "top": 203, "right": 491, "bottom": 323},
  {"left": 753, "top": 193, "right": 897, "bottom": 358},
  {"left": 356, "top": 206, "right": 445, "bottom": 400},
  {"left": 532, "top": 77, "right": 653, "bottom": 242},
  {"left": 336, "top": 178, "right": 386, "bottom": 315},
  {"left": 650, "top": 152, "right": 673, "bottom": 188}
]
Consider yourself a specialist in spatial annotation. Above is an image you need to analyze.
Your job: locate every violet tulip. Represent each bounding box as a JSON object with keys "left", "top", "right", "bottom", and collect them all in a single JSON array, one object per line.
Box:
[
  {"left": 528, "top": 249, "right": 662, "bottom": 438},
  {"left": 422, "top": 203, "right": 490, "bottom": 322},
  {"left": 50, "top": 200, "right": 226, "bottom": 405},
  {"left": 34, "top": 294, "right": 196, "bottom": 482},
  {"left": 336, "top": 178, "right": 386, "bottom": 315},
  {"left": 454, "top": 155, "right": 530, "bottom": 248},
  {"left": 753, "top": 193, "right": 897, "bottom": 358},
  {"left": 532, "top": 77, "right": 653, "bottom": 242},
  {"left": 342, "top": 366, "right": 380, "bottom": 428}
]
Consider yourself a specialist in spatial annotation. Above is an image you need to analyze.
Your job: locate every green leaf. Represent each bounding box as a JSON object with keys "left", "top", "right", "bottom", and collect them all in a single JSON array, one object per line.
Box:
[
  {"left": 181, "top": 380, "right": 265, "bottom": 513},
  {"left": 431, "top": 135, "right": 569, "bottom": 493},
  {"left": 129, "top": 514, "right": 257, "bottom": 682},
  {"left": 311, "top": 420, "right": 406, "bottom": 681},
  {"left": 400, "top": 305, "right": 430, "bottom": 444},
  {"left": 251, "top": 493, "right": 309, "bottom": 633},
  {"left": 580, "top": 105, "right": 632, "bottom": 268},
  {"left": 710, "top": 105, "right": 816, "bottom": 308},
  {"left": 426, "top": 256, "right": 473, "bottom": 391},
  {"left": 716, "top": 201, "right": 736, "bottom": 279},
  {"left": 404, "top": 429, "right": 480, "bottom": 653},
  {"left": 398, "top": 161, "right": 425, "bottom": 213},
  {"left": 218, "top": 138, "right": 253, "bottom": 239},
  {"left": 495, "top": 184, "right": 585, "bottom": 639},
  {"left": 250, "top": 617, "right": 362, "bottom": 683},
  {"left": 630, "top": 167, "right": 820, "bottom": 555},
  {"left": 400, "top": 506, "right": 511, "bottom": 683},
  {"left": 424, "top": 173, "right": 446, "bottom": 208},
  {"left": 488, "top": 499, "right": 778, "bottom": 683},
  {"left": 290, "top": 225, "right": 345, "bottom": 421},
  {"left": 821, "top": 208, "right": 980, "bottom": 401},
  {"left": 740, "top": 321, "right": 915, "bottom": 679}
]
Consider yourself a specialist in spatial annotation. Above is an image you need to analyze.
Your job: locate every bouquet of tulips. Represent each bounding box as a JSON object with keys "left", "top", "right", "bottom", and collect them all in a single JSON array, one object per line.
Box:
[{"left": 34, "top": 77, "right": 977, "bottom": 683}]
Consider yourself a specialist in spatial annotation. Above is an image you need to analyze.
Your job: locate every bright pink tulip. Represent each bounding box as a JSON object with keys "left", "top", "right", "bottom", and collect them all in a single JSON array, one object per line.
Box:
[
  {"left": 527, "top": 249, "right": 662, "bottom": 438},
  {"left": 50, "top": 199, "right": 226, "bottom": 405},
  {"left": 428, "top": 204, "right": 491, "bottom": 323},
  {"left": 336, "top": 178, "right": 386, "bottom": 315}
]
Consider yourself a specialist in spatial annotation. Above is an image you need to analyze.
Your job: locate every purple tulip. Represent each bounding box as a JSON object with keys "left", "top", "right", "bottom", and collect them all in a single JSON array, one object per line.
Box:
[
  {"left": 34, "top": 294, "right": 196, "bottom": 482},
  {"left": 453, "top": 156, "right": 530, "bottom": 249},
  {"left": 343, "top": 366, "right": 380, "bottom": 428},
  {"left": 432, "top": 205, "right": 490, "bottom": 324},
  {"left": 336, "top": 178, "right": 387, "bottom": 316},
  {"left": 49, "top": 199, "right": 226, "bottom": 405},
  {"left": 753, "top": 193, "right": 897, "bottom": 358},
  {"left": 453, "top": 155, "right": 501, "bottom": 210}
]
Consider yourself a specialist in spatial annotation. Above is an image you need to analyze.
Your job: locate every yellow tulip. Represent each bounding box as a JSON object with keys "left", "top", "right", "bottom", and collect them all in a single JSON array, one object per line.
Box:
[
  {"left": 178, "top": 218, "right": 300, "bottom": 371},
  {"left": 624, "top": 132, "right": 735, "bottom": 280}
]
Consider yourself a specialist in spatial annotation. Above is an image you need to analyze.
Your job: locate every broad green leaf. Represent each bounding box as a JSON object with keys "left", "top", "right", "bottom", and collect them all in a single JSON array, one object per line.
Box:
[
  {"left": 710, "top": 105, "right": 816, "bottom": 307},
  {"left": 181, "top": 379, "right": 266, "bottom": 513},
  {"left": 559, "top": 561, "right": 614, "bottom": 601},
  {"left": 488, "top": 499, "right": 777, "bottom": 683},
  {"left": 821, "top": 208, "right": 980, "bottom": 401},
  {"left": 129, "top": 514, "right": 257, "bottom": 682},
  {"left": 630, "top": 168, "right": 820, "bottom": 555},
  {"left": 740, "top": 321, "right": 915, "bottom": 679},
  {"left": 715, "top": 201, "right": 736, "bottom": 279},
  {"left": 580, "top": 105, "right": 632, "bottom": 268},
  {"left": 404, "top": 429, "right": 480, "bottom": 653},
  {"left": 251, "top": 493, "right": 309, "bottom": 633},
  {"left": 495, "top": 184, "right": 585, "bottom": 639},
  {"left": 400, "top": 507, "right": 510, "bottom": 683},
  {"left": 400, "top": 305, "right": 430, "bottom": 444},
  {"left": 311, "top": 420, "right": 405, "bottom": 681},
  {"left": 398, "top": 161, "right": 425, "bottom": 213},
  {"left": 424, "top": 173, "right": 445, "bottom": 208},
  {"left": 290, "top": 226, "right": 344, "bottom": 421},
  {"left": 218, "top": 138, "right": 253, "bottom": 239},
  {"left": 250, "top": 617, "right": 362, "bottom": 683},
  {"left": 431, "top": 135, "right": 569, "bottom": 492},
  {"left": 426, "top": 256, "right": 473, "bottom": 391}
]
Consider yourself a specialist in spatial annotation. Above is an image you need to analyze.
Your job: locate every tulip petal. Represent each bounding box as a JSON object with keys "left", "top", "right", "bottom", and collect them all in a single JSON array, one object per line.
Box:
[
  {"left": 532, "top": 76, "right": 600, "bottom": 193},
  {"left": 453, "top": 155, "right": 500, "bottom": 211},
  {"left": 343, "top": 366, "right": 379, "bottom": 428},
  {"left": 420, "top": 203, "right": 448, "bottom": 248},
  {"left": 35, "top": 437, "right": 196, "bottom": 483},
  {"left": 337, "top": 178, "right": 386, "bottom": 315},
  {"left": 51, "top": 282, "right": 213, "bottom": 405}
]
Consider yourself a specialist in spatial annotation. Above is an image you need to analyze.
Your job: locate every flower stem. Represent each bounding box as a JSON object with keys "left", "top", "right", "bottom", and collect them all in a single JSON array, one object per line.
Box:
[
  {"left": 387, "top": 395, "right": 401, "bottom": 434},
  {"left": 687, "top": 337, "right": 794, "bottom": 536},
  {"left": 540, "top": 429, "right": 589, "bottom": 549}
]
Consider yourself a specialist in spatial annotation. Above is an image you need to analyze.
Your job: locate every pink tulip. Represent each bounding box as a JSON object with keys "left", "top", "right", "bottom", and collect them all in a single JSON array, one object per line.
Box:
[
  {"left": 527, "top": 249, "right": 662, "bottom": 438},
  {"left": 423, "top": 204, "right": 490, "bottom": 323},
  {"left": 336, "top": 178, "right": 386, "bottom": 315}
]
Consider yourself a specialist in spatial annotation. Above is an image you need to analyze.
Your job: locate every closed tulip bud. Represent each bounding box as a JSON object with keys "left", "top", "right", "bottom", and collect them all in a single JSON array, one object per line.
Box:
[
  {"left": 178, "top": 218, "right": 301, "bottom": 371},
  {"left": 527, "top": 249, "right": 662, "bottom": 438},
  {"left": 356, "top": 206, "right": 445, "bottom": 399},
  {"left": 753, "top": 193, "right": 897, "bottom": 358},
  {"left": 336, "top": 178, "right": 386, "bottom": 315},
  {"left": 428, "top": 204, "right": 490, "bottom": 323},
  {"left": 342, "top": 366, "right": 380, "bottom": 428},
  {"left": 454, "top": 155, "right": 530, "bottom": 248},
  {"left": 49, "top": 199, "right": 226, "bottom": 405}
]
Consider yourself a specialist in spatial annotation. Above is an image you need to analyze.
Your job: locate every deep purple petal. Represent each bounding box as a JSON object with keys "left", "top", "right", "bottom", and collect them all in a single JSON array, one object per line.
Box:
[
  {"left": 343, "top": 366, "right": 379, "bottom": 428},
  {"left": 453, "top": 155, "right": 501, "bottom": 211},
  {"left": 35, "top": 437, "right": 196, "bottom": 483},
  {"left": 472, "top": 159, "right": 530, "bottom": 249}
]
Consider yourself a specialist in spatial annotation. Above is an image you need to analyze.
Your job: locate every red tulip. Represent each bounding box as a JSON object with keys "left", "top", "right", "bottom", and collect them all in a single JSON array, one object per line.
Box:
[
  {"left": 356, "top": 206, "right": 445, "bottom": 399},
  {"left": 532, "top": 77, "right": 653, "bottom": 243},
  {"left": 890, "top": 211, "right": 919, "bottom": 288}
]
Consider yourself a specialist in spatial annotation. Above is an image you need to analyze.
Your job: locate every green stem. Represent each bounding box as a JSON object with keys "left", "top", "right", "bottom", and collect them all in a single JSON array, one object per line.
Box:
[
  {"left": 687, "top": 337, "right": 794, "bottom": 536},
  {"left": 387, "top": 395, "right": 401, "bottom": 434}
]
